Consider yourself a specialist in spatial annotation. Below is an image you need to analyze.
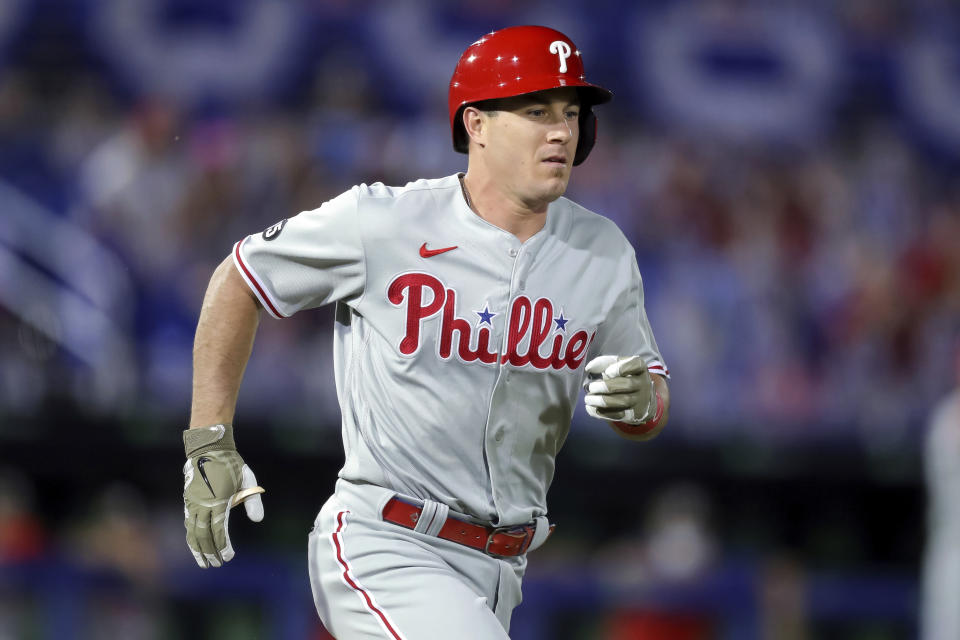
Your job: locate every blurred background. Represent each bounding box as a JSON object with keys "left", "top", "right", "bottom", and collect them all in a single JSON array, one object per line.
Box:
[{"left": 1, "top": 0, "right": 959, "bottom": 638}]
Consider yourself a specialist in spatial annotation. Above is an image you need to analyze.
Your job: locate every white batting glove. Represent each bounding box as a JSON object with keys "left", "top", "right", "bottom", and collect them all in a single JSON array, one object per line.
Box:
[{"left": 583, "top": 355, "right": 658, "bottom": 424}]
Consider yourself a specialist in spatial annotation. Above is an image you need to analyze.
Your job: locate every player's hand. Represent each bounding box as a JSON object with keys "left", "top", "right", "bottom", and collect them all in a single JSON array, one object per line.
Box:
[
  {"left": 583, "top": 355, "right": 657, "bottom": 424},
  {"left": 183, "top": 424, "right": 264, "bottom": 568}
]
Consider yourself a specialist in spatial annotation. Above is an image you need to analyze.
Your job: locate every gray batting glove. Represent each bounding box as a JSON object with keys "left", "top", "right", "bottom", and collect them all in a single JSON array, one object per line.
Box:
[
  {"left": 583, "top": 355, "right": 657, "bottom": 424},
  {"left": 183, "top": 424, "right": 264, "bottom": 568}
]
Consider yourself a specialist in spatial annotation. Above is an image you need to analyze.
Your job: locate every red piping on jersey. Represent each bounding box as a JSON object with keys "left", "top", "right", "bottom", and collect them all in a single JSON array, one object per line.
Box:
[
  {"left": 332, "top": 510, "right": 405, "bottom": 640},
  {"left": 234, "top": 239, "right": 285, "bottom": 319},
  {"left": 647, "top": 362, "right": 670, "bottom": 378}
]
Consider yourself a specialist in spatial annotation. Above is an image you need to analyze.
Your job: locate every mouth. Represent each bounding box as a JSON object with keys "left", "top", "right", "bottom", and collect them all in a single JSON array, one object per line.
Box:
[{"left": 541, "top": 155, "right": 568, "bottom": 168}]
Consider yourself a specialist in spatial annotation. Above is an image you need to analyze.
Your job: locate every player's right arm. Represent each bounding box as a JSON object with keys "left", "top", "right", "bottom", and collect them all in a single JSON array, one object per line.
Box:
[
  {"left": 183, "top": 256, "right": 265, "bottom": 569},
  {"left": 191, "top": 255, "right": 262, "bottom": 427},
  {"left": 183, "top": 188, "right": 365, "bottom": 568}
]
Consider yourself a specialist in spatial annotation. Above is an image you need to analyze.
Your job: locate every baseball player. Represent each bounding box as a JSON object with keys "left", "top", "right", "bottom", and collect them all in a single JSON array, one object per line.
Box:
[
  {"left": 921, "top": 346, "right": 960, "bottom": 640},
  {"left": 183, "top": 25, "right": 670, "bottom": 639}
]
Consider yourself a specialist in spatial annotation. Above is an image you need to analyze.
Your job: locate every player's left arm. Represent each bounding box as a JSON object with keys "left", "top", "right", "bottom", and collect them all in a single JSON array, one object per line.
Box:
[{"left": 582, "top": 238, "right": 670, "bottom": 441}]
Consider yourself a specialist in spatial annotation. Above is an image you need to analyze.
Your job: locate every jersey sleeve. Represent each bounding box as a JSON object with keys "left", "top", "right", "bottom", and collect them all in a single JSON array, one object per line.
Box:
[
  {"left": 232, "top": 187, "right": 365, "bottom": 318},
  {"left": 588, "top": 250, "right": 669, "bottom": 379}
]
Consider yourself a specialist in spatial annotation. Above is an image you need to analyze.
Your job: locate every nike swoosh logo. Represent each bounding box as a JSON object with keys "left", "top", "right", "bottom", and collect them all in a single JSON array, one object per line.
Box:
[
  {"left": 197, "top": 457, "right": 216, "bottom": 497},
  {"left": 420, "top": 243, "right": 458, "bottom": 258}
]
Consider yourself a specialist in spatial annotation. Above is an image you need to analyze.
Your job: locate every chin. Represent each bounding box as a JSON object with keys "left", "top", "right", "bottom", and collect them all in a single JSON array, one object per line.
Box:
[
  {"left": 516, "top": 170, "right": 570, "bottom": 207},
  {"left": 542, "top": 176, "right": 570, "bottom": 200}
]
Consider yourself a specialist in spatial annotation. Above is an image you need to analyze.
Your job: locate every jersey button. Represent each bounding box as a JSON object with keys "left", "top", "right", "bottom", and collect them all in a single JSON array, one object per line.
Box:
[
  {"left": 508, "top": 248, "right": 518, "bottom": 257},
  {"left": 494, "top": 431, "right": 504, "bottom": 442}
]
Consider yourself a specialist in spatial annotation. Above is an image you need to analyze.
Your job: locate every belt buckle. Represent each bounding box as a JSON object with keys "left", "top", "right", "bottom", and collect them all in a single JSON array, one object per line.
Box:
[{"left": 484, "top": 525, "right": 533, "bottom": 557}]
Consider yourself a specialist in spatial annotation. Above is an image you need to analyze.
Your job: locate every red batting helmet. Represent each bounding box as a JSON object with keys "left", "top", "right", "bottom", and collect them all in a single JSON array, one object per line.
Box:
[{"left": 449, "top": 25, "right": 613, "bottom": 166}]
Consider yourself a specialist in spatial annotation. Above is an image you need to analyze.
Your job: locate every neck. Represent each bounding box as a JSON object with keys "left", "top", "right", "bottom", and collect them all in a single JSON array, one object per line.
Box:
[{"left": 461, "top": 170, "right": 548, "bottom": 243}]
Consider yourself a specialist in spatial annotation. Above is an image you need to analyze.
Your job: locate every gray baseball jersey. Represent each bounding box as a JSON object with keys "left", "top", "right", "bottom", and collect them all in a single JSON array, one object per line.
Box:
[{"left": 233, "top": 173, "right": 668, "bottom": 527}]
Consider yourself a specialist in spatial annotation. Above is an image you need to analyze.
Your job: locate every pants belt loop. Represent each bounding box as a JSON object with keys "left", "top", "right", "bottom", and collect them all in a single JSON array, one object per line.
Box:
[
  {"left": 423, "top": 502, "right": 448, "bottom": 537},
  {"left": 526, "top": 516, "right": 552, "bottom": 553},
  {"left": 413, "top": 500, "right": 440, "bottom": 534}
]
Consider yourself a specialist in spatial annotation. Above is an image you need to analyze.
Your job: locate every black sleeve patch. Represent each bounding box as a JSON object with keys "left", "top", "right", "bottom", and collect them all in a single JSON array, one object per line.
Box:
[{"left": 262, "top": 219, "right": 288, "bottom": 241}]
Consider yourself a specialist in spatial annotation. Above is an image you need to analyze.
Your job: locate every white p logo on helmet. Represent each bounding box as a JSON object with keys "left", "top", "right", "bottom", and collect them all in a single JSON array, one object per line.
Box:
[{"left": 549, "top": 40, "right": 572, "bottom": 73}]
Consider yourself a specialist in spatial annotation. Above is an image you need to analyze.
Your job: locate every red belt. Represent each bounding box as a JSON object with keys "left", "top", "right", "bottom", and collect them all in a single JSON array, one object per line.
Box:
[{"left": 381, "top": 497, "right": 553, "bottom": 557}]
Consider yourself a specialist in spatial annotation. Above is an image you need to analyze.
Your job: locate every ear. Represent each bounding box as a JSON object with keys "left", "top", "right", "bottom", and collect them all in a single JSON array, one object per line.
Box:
[{"left": 462, "top": 106, "right": 487, "bottom": 149}]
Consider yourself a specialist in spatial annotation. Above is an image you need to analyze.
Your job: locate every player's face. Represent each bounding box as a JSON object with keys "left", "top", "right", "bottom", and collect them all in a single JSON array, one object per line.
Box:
[{"left": 483, "top": 88, "right": 580, "bottom": 208}]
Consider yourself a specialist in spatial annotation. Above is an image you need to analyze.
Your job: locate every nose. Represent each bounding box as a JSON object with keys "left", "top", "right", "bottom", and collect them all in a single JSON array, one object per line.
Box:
[{"left": 546, "top": 115, "right": 573, "bottom": 146}]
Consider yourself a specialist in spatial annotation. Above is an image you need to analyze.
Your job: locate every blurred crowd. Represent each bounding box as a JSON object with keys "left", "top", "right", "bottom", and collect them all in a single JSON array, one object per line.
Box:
[{"left": 1, "top": 1, "right": 958, "bottom": 449}]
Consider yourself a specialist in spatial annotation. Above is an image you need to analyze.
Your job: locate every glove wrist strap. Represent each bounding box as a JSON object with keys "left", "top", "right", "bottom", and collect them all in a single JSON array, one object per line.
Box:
[
  {"left": 184, "top": 424, "right": 236, "bottom": 457},
  {"left": 613, "top": 390, "right": 664, "bottom": 435}
]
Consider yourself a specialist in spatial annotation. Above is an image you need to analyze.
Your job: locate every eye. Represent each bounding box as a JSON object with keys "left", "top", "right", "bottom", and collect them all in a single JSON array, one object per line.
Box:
[
  {"left": 565, "top": 110, "right": 580, "bottom": 119},
  {"left": 527, "top": 109, "right": 546, "bottom": 117}
]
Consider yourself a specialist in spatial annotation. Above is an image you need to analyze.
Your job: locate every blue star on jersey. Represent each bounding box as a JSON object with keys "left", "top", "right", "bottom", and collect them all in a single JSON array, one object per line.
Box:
[
  {"left": 554, "top": 311, "right": 568, "bottom": 332},
  {"left": 475, "top": 304, "right": 497, "bottom": 327}
]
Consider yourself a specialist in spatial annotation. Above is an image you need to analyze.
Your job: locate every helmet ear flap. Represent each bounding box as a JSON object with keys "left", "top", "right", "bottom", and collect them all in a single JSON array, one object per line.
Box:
[
  {"left": 573, "top": 109, "right": 597, "bottom": 166},
  {"left": 453, "top": 105, "right": 469, "bottom": 154}
]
